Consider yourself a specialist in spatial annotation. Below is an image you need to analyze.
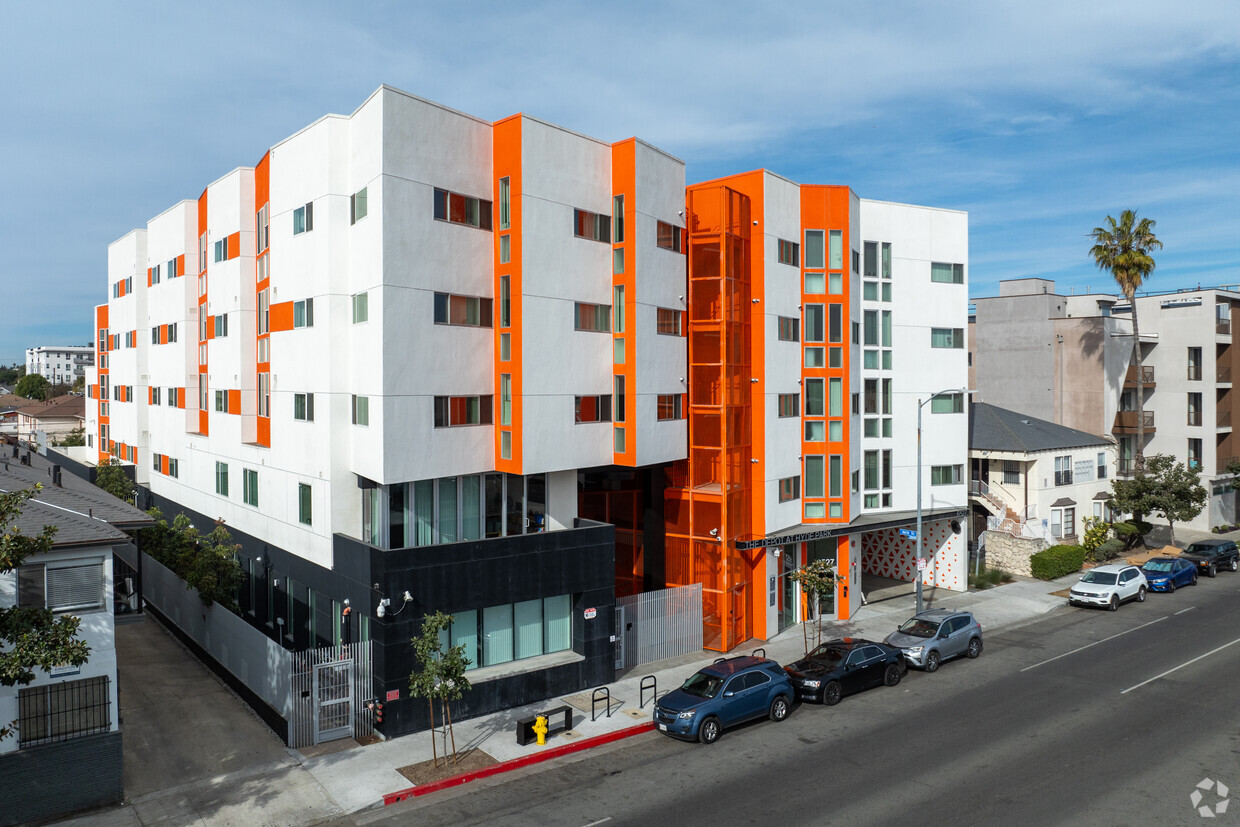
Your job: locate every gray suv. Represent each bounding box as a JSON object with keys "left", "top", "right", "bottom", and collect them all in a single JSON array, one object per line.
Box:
[{"left": 883, "top": 609, "right": 983, "bottom": 672}]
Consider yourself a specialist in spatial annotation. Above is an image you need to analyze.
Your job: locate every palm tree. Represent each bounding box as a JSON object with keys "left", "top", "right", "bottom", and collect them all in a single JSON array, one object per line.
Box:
[{"left": 1090, "top": 210, "right": 1162, "bottom": 474}]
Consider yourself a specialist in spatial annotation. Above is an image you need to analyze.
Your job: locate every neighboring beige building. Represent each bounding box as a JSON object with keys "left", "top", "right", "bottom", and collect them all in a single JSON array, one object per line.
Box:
[
  {"left": 15, "top": 394, "right": 85, "bottom": 445},
  {"left": 972, "top": 278, "right": 1240, "bottom": 530}
]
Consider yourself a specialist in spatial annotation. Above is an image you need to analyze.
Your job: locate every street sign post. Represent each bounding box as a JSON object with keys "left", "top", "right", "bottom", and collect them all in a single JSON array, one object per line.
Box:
[{"left": 899, "top": 528, "right": 917, "bottom": 539}]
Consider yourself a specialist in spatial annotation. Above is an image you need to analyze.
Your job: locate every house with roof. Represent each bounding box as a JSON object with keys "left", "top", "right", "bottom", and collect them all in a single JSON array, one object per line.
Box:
[
  {"left": 0, "top": 393, "right": 41, "bottom": 438},
  {"left": 969, "top": 402, "right": 1117, "bottom": 573},
  {"left": 0, "top": 457, "right": 153, "bottom": 825},
  {"left": 15, "top": 394, "right": 85, "bottom": 447}
]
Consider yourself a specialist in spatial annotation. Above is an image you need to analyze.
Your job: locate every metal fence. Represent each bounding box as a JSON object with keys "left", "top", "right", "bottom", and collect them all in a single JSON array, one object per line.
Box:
[
  {"left": 288, "top": 641, "right": 374, "bottom": 748},
  {"left": 615, "top": 583, "right": 703, "bottom": 671},
  {"left": 17, "top": 675, "right": 111, "bottom": 748}
]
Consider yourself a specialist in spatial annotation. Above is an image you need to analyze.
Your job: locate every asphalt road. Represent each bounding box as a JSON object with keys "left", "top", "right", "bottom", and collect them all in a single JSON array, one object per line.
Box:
[{"left": 360, "top": 575, "right": 1240, "bottom": 826}]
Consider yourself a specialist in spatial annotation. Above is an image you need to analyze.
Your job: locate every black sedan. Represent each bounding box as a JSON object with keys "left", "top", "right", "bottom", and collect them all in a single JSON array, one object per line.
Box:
[
  {"left": 1179, "top": 539, "right": 1240, "bottom": 578},
  {"left": 783, "top": 638, "right": 907, "bottom": 706}
]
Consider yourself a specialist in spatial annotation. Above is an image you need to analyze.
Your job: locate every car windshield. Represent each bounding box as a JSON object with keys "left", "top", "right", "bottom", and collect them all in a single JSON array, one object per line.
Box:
[
  {"left": 806, "top": 645, "right": 847, "bottom": 665},
  {"left": 896, "top": 618, "right": 940, "bottom": 638},
  {"left": 1187, "top": 544, "right": 1217, "bottom": 555},
  {"left": 681, "top": 672, "right": 723, "bottom": 699},
  {"left": 1143, "top": 561, "right": 1172, "bottom": 573},
  {"left": 1081, "top": 571, "right": 1118, "bottom": 585}
]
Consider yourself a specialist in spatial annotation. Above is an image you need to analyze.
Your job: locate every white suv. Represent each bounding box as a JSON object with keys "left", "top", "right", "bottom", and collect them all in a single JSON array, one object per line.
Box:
[{"left": 1068, "top": 564, "right": 1148, "bottom": 611}]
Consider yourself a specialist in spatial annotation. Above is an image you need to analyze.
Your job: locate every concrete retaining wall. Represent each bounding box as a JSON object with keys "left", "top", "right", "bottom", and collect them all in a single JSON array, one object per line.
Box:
[{"left": 982, "top": 530, "right": 1046, "bottom": 578}]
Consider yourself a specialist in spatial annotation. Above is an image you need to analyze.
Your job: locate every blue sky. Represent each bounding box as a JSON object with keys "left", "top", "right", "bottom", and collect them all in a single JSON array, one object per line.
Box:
[{"left": 1, "top": 1, "right": 1237, "bottom": 365}]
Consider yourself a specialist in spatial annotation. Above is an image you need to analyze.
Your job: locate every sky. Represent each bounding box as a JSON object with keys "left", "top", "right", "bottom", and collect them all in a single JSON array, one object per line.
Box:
[{"left": 1, "top": 1, "right": 1237, "bottom": 365}]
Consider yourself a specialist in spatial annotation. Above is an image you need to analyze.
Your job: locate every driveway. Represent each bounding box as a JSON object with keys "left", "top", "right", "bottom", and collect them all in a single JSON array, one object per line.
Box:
[{"left": 57, "top": 614, "right": 347, "bottom": 825}]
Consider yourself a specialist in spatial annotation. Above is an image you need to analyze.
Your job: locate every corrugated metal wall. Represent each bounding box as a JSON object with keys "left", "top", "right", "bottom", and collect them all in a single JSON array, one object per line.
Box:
[{"left": 615, "top": 583, "right": 703, "bottom": 670}]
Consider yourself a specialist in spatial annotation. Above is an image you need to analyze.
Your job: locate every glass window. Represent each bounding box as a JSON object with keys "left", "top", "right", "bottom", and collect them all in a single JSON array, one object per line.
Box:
[
  {"left": 483, "top": 603, "right": 514, "bottom": 666},
  {"left": 350, "top": 187, "right": 368, "bottom": 224},
  {"left": 804, "top": 456, "right": 825, "bottom": 498},
  {"left": 299, "top": 483, "right": 312, "bottom": 525},
  {"left": 864, "top": 281, "right": 878, "bottom": 301},
  {"left": 215, "top": 461, "right": 229, "bottom": 496},
  {"left": 882, "top": 242, "right": 891, "bottom": 278},
  {"left": 438, "top": 477, "right": 458, "bottom": 543},
  {"left": 828, "top": 272, "right": 843, "bottom": 294},
  {"left": 778, "top": 239, "right": 799, "bottom": 266},
  {"left": 499, "top": 177, "right": 511, "bottom": 229},
  {"left": 864, "top": 242, "right": 878, "bottom": 277},
  {"left": 931, "top": 393, "right": 964, "bottom": 413},
  {"left": 612, "top": 194, "right": 624, "bottom": 243},
  {"left": 656, "top": 220, "right": 681, "bottom": 251},
  {"left": 931, "top": 328, "right": 964, "bottom": 349},
  {"left": 613, "top": 286, "right": 625, "bottom": 333},
  {"left": 514, "top": 599, "right": 544, "bottom": 660},
  {"left": 805, "top": 379, "right": 825, "bottom": 416},
  {"left": 805, "top": 305, "right": 824, "bottom": 342},
  {"left": 804, "top": 347, "right": 824, "bottom": 368},
  {"left": 828, "top": 305, "right": 842, "bottom": 343},
  {"left": 828, "top": 378, "right": 843, "bottom": 416},
  {"left": 544, "top": 594, "right": 572, "bottom": 653},
  {"left": 778, "top": 316, "right": 799, "bottom": 342},
  {"left": 805, "top": 272, "right": 825, "bottom": 294},
  {"left": 243, "top": 469, "right": 258, "bottom": 507},
  {"left": 829, "top": 455, "right": 842, "bottom": 497},
  {"left": 931, "top": 465, "right": 963, "bottom": 485},
  {"left": 931, "top": 262, "right": 964, "bottom": 284},
  {"left": 353, "top": 292, "right": 369, "bottom": 324},
  {"left": 805, "top": 421, "right": 825, "bottom": 442},
  {"left": 864, "top": 310, "right": 878, "bottom": 345},
  {"left": 804, "top": 230, "right": 824, "bottom": 268},
  {"left": 828, "top": 229, "right": 843, "bottom": 269},
  {"left": 352, "top": 395, "right": 369, "bottom": 426},
  {"left": 882, "top": 311, "right": 891, "bottom": 347}
]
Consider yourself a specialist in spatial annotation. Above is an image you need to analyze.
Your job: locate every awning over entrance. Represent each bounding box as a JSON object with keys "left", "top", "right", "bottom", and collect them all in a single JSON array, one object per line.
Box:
[{"left": 737, "top": 506, "right": 969, "bottom": 550}]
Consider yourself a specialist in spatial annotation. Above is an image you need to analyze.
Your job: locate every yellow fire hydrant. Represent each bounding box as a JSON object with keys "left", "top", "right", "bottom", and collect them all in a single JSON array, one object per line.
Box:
[{"left": 533, "top": 715, "right": 549, "bottom": 746}]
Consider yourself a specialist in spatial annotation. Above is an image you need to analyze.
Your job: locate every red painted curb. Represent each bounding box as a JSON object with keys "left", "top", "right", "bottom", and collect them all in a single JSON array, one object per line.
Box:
[{"left": 382, "top": 721, "right": 656, "bottom": 805}]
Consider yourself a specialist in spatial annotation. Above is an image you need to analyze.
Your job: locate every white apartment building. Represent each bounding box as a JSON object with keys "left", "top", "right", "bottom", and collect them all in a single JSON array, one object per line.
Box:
[
  {"left": 25, "top": 345, "right": 94, "bottom": 385},
  {"left": 87, "top": 85, "right": 970, "bottom": 738}
]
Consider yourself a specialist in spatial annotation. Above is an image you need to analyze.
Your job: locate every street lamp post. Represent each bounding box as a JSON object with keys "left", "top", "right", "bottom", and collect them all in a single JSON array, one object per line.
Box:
[{"left": 916, "top": 387, "right": 972, "bottom": 615}]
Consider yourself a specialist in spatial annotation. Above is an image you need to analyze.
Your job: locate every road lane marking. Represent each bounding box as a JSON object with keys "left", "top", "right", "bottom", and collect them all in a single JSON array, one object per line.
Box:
[
  {"left": 1021, "top": 617, "right": 1168, "bottom": 672},
  {"left": 1121, "top": 636, "right": 1240, "bottom": 694},
  {"left": 583, "top": 819, "right": 613, "bottom": 827},
  {"left": 1175, "top": 606, "right": 1197, "bottom": 615}
]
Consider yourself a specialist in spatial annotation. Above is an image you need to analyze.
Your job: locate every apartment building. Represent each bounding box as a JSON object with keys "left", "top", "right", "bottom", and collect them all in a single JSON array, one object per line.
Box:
[
  {"left": 86, "top": 86, "right": 969, "bottom": 738},
  {"left": 25, "top": 345, "right": 94, "bottom": 386},
  {"left": 972, "top": 278, "right": 1240, "bottom": 530}
]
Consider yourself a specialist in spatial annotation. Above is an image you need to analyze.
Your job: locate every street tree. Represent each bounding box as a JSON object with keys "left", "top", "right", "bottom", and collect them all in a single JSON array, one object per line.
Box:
[
  {"left": 1089, "top": 210, "right": 1162, "bottom": 474},
  {"left": 0, "top": 486, "right": 91, "bottom": 741},
  {"left": 14, "top": 374, "right": 49, "bottom": 401},
  {"left": 94, "top": 457, "right": 135, "bottom": 503},
  {"left": 1111, "top": 453, "right": 1207, "bottom": 547},
  {"left": 788, "top": 558, "right": 844, "bottom": 652},
  {"left": 409, "top": 611, "right": 472, "bottom": 768}
]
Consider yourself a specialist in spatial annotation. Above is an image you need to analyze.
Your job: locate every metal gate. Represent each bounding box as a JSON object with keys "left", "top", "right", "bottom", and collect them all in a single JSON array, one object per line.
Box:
[
  {"left": 614, "top": 584, "right": 703, "bottom": 671},
  {"left": 289, "top": 642, "right": 374, "bottom": 748},
  {"left": 314, "top": 659, "right": 353, "bottom": 744}
]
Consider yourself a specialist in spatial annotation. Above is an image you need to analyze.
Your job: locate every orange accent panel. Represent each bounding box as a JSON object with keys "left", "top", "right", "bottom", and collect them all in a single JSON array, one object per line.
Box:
[
  {"left": 147, "top": 268, "right": 152, "bottom": 288},
  {"left": 178, "top": 388, "right": 186, "bottom": 409},
  {"left": 664, "top": 182, "right": 756, "bottom": 651},
  {"left": 161, "top": 455, "right": 170, "bottom": 476},
  {"left": 227, "top": 231, "right": 240, "bottom": 260},
  {"left": 255, "top": 152, "right": 270, "bottom": 216},
  {"left": 611, "top": 138, "right": 637, "bottom": 466},
  {"left": 148, "top": 387, "right": 154, "bottom": 405},
  {"left": 257, "top": 416, "right": 270, "bottom": 446},
  {"left": 270, "top": 301, "right": 294, "bottom": 332},
  {"left": 206, "top": 316, "right": 215, "bottom": 340},
  {"left": 176, "top": 254, "right": 184, "bottom": 277},
  {"left": 228, "top": 389, "right": 241, "bottom": 413},
  {"left": 493, "top": 114, "right": 524, "bottom": 473},
  {"left": 198, "top": 409, "right": 208, "bottom": 435}
]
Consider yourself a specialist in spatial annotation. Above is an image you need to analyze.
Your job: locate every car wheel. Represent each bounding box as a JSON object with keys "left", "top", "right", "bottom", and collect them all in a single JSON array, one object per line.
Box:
[
  {"left": 967, "top": 637, "right": 983, "bottom": 659},
  {"left": 769, "top": 695, "right": 790, "bottom": 722},
  {"left": 884, "top": 663, "right": 903, "bottom": 687},
  {"left": 823, "top": 681, "right": 843, "bottom": 706},
  {"left": 924, "top": 651, "right": 941, "bottom": 673},
  {"left": 1168, "top": 580, "right": 1176, "bottom": 593},
  {"left": 698, "top": 717, "right": 721, "bottom": 744},
  {"left": 1137, "top": 586, "right": 1146, "bottom": 602},
  {"left": 1230, "top": 558, "right": 1238, "bottom": 572},
  {"left": 1209, "top": 564, "right": 1217, "bottom": 578},
  {"left": 1109, "top": 594, "right": 1120, "bottom": 611}
]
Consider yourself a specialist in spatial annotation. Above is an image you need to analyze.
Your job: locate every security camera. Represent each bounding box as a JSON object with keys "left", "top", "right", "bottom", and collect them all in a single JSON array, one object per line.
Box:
[
  {"left": 377, "top": 602, "right": 386, "bottom": 618},
  {"left": 709, "top": 528, "right": 718, "bottom": 537},
  {"left": 402, "top": 591, "right": 412, "bottom": 602}
]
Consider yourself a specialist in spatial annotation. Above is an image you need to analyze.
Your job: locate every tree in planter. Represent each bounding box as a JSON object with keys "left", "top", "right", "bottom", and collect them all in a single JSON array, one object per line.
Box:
[
  {"left": 1111, "top": 453, "right": 1208, "bottom": 548},
  {"left": 409, "top": 611, "right": 472, "bottom": 768},
  {"left": 0, "top": 486, "right": 91, "bottom": 741},
  {"left": 54, "top": 428, "right": 85, "bottom": 447},
  {"left": 788, "top": 558, "right": 845, "bottom": 652},
  {"left": 140, "top": 508, "right": 243, "bottom": 611},
  {"left": 94, "top": 457, "right": 135, "bottom": 503}
]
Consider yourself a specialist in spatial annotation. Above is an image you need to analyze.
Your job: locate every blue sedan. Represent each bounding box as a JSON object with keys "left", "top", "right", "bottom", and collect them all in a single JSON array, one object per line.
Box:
[{"left": 1140, "top": 557, "right": 1198, "bottom": 592}]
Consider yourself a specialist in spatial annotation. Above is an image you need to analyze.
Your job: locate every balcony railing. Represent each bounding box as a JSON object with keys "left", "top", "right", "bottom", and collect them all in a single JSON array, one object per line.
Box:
[
  {"left": 1123, "top": 365, "right": 1155, "bottom": 386},
  {"left": 1220, "top": 409, "right": 1232, "bottom": 428},
  {"left": 1118, "top": 458, "right": 1137, "bottom": 476},
  {"left": 1219, "top": 365, "right": 1233, "bottom": 383},
  {"left": 1219, "top": 320, "right": 1231, "bottom": 335},
  {"left": 1218, "top": 455, "right": 1240, "bottom": 475},
  {"left": 1114, "top": 410, "right": 1155, "bottom": 433}
]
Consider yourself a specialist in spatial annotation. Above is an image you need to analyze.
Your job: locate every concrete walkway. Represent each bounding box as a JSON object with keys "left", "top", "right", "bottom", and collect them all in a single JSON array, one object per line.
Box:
[
  {"left": 296, "top": 570, "right": 1080, "bottom": 815},
  {"left": 56, "top": 565, "right": 1102, "bottom": 824}
]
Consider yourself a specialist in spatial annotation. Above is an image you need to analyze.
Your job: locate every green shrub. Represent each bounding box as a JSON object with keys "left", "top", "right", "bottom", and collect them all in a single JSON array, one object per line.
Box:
[
  {"left": 1094, "top": 538, "right": 1125, "bottom": 561},
  {"left": 1031, "top": 544, "right": 1088, "bottom": 580},
  {"left": 1112, "top": 521, "right": 1149, "bottom": 550},
  {"left": 969, "top": 566, "right": 1015, "bottom": 590}
]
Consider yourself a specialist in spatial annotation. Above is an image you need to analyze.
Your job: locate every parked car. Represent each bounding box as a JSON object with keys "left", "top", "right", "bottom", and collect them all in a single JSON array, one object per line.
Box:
[
  {"left": 1068, "top": 563, "right": 1148, "bottom": 610},
  {"left": 1179, "top": 539, "right": 1240, "bottom": 578},
  {"left": 783, "top": 638, "right": 906, "bottom": 706},
  {"left": 653, "top": 656, "right": 793, "bottom": 744},
  {"left": 883, "top": 609, "right": 983, "bottom": 672},
  {"left": 1140, "top": 556, "right": 1198, "bottom": 592}
]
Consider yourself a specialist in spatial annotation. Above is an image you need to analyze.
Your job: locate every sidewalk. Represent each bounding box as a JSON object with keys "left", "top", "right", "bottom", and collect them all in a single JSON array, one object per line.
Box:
[{"left": 297, "top": 571, "right": 1080, "bottom": 814}]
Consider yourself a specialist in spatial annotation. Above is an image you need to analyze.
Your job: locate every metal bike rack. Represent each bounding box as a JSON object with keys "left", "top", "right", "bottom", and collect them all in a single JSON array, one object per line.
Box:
[
  {"left": 752, "top": 647, "right": 766, "bottom": 658},
  {"left": 639, "top": 675, "right": 657, "bottom": 708},
  {"left": 591, "top": 686, "right": 612, "bottom": 721}
]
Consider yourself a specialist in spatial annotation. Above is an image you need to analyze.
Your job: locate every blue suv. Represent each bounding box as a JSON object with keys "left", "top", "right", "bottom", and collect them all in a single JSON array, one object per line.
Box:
[{"left": 653, "top": 656, "right": 794, "bottom": 744}]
